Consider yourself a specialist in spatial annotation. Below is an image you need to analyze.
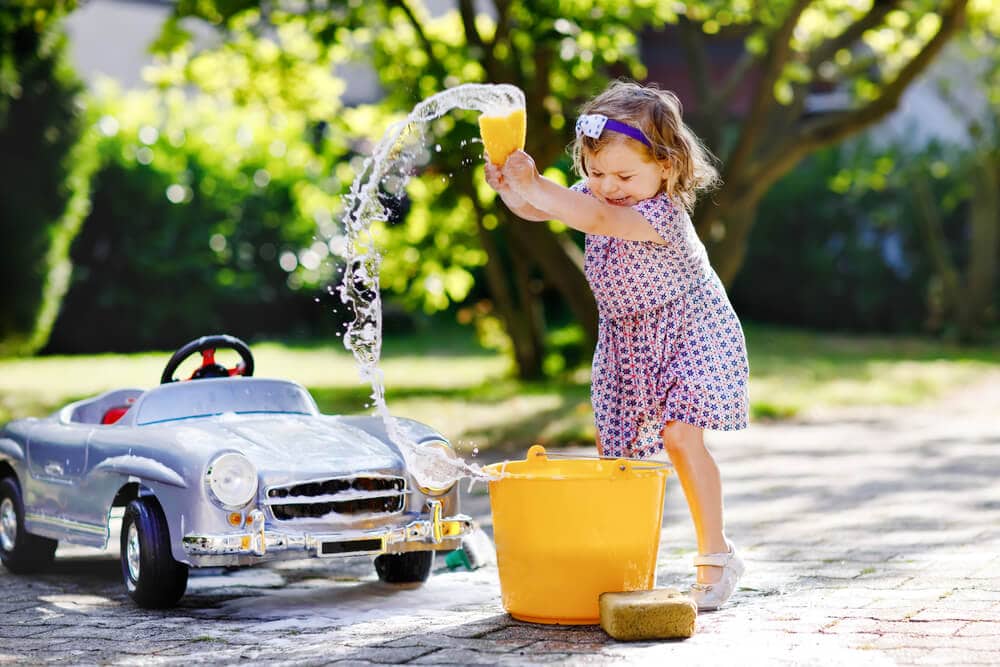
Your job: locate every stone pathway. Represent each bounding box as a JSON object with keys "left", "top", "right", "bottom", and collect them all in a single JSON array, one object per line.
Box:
[{"left": 2, "top": 375, "right": 998, "bottom": 665}]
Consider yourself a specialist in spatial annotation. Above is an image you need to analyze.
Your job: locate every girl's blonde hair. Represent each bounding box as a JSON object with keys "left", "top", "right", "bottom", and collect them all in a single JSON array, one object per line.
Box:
[{"left": 571, "top": 80, "right": 720, "bottom": 211}]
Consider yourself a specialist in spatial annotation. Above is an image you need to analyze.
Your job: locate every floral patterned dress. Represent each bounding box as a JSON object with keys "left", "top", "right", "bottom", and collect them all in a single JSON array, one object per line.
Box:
[{"left": 574, "top": 183, "right": 750, "bottom": 458}]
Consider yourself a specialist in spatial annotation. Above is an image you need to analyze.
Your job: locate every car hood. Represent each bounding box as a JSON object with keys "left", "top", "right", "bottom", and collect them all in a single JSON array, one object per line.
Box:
[{"left": 170, "top": 414, "right": 404, "bottom": 477}]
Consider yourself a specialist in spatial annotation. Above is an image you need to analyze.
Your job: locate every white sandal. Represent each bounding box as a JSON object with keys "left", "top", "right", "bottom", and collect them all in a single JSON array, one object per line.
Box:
[{"left": 690, "top": 541, "right": 745, "bottom": 611}]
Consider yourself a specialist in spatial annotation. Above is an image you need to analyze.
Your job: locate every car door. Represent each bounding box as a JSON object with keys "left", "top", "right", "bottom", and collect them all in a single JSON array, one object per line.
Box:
[{"left": 25, "top": 420, "right": 94, "bottom": 534}]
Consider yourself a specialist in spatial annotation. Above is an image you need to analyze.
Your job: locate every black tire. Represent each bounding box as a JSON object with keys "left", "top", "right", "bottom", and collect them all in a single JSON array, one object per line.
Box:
[
  {"left": 0, "top": 476, "right": 57, "bottom": 574},
  {"left": 374, "top": 551, "right": 434, "bottom": 584},
  {"left": 121, "top": 498, "right": 189, "bottom": 608}
]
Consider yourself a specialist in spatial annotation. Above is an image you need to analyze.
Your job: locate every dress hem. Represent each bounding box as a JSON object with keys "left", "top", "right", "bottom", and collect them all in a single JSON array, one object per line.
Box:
[{"left": 660, "top": 411, "right": 750, "bottom": 432}]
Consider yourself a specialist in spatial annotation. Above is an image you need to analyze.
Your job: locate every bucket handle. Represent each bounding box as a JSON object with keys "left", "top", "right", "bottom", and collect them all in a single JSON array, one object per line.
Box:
[{"left": 526, "top": 444, "right": 548, "bottom": 466}]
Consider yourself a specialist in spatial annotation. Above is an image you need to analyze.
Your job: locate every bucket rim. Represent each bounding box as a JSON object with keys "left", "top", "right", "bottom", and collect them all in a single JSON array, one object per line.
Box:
[{"left": 483, "top": 444, "right": 672, "bottom": 481}]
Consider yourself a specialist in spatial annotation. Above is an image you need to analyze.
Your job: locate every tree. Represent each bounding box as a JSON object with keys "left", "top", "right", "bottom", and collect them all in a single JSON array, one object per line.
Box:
[
  {"left": 910, "top": 26, "right": 999, "bottom": 342},
  {"left": 167, "top": 1, "right": 973, "bottom": 376},
  {"left": 678, "top": 0, "right": 971, "bottom": 286}
]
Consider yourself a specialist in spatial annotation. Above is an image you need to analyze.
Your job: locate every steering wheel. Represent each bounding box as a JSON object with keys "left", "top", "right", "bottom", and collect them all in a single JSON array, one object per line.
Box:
[{"left": 160, "top": 334, "right": 255, "bottom": 384}]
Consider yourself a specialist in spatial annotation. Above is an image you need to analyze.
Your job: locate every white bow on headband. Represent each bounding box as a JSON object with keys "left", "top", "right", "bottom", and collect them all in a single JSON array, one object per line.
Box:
[{"left": 575, "top": 114, "right": 652, "bottom": 148}]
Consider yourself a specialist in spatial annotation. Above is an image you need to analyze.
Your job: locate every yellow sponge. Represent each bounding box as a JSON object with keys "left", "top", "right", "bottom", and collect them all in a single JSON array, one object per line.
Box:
[
  {"left": 479, "top": 108, "right": 526, "bottom": 166},
  {"left": 599, "top": 589, "right": 697, "bottom": 641}
]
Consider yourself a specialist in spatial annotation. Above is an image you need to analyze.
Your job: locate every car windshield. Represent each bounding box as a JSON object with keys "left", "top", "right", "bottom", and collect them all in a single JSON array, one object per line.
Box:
[{"left": 135, "top": 378, "right": 317, "bottom": 426}]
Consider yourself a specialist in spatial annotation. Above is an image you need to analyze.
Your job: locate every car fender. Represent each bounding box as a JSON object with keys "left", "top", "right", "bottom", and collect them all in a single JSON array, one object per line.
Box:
[
  {"left": 92, "top": 455, "right": 187, "bottom": 489},
  {"left": 96, "top": 474, "right": 198, "bottom": 564},
  {"left": 0, "top": 438, "right": 25, "bottom": 465}
]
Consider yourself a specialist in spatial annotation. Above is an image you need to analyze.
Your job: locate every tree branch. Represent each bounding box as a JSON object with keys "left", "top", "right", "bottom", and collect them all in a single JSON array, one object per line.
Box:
[
  {"left": 808, "top": 0, "right": 901, "bottom": 69},
  {"left": 458, "top": 0, "right": 501, "bottom": 82},
  {"left": 715, "top": 50, "right": 756, "bottom": 110},
  {"left": 492, "top": 0, "right": 513, "bottom": 48},
  {"left": 386, "top": 0, "right": 444, "bottom": 76},
  {"left": 678, "top": 16, "right": 712, "bottom": 110},
  {"left": 734, "top": 0, "right": 970, "bottom": 211},
  {"left": 719, "top": 0, "right": 810, "bottom": 182}
]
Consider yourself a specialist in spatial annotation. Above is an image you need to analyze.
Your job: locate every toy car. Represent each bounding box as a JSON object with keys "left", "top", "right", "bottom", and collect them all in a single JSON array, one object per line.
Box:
[{"left": 0, "top": 335, "right": 473, "bottom": 608}]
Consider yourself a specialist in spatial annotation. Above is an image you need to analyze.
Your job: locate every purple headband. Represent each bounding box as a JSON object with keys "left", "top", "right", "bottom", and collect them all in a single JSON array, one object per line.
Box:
[{"left": 575, "top": 114, "right": 652, "bottom": 148}]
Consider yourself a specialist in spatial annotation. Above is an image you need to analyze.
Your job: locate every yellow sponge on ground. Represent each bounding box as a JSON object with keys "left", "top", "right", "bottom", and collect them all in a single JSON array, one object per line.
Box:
[{"left": 599, "top": 588, "right": 697, "bottom": 641}]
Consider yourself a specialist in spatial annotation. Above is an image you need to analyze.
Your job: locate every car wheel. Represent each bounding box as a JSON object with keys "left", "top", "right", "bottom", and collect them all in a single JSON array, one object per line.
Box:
[
  {"left": 0, "top": 477, "right": 57, "bottom": 574},
  {"left": 121, "top": 498, "right": 189, "bottom": 608},
  {"left": 374, "top": 551, "right": 434, "bottom": 584}
]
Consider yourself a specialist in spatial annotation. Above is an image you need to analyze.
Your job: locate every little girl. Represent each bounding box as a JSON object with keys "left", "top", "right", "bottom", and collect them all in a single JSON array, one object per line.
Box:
[{"left": 484, "top": 80, "right": 749, "bottom": 611}]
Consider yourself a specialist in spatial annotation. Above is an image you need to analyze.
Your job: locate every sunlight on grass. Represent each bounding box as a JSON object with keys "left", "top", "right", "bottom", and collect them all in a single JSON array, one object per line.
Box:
[
  {"left": 743, "top": 324, "right": 997, "bottom": 420},
  {"left": 1, "top": 324, "right": 996, "bottom": 450}
]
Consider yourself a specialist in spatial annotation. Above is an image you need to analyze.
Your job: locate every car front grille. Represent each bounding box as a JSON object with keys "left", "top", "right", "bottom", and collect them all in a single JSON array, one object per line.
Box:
[{"left": 265, "top": 475, "right": 407, "bottom": 521}]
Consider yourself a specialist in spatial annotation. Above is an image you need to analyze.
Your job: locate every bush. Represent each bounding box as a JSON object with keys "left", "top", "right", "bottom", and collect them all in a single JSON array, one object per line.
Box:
[
  {"left": 0, "top": 10, "right": 95, "bottom": 357},
  {"left": 44, "top": 85, "right": 348, "bottom": 353},
  {"left": 731, "top": 142, "right": 938, "bottom": 333}
]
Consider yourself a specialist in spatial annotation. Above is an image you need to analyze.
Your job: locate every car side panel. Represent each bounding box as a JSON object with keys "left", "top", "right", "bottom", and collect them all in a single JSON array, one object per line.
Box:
[{"left": 17, "top": 419, "right": 108, "bottom": 543}]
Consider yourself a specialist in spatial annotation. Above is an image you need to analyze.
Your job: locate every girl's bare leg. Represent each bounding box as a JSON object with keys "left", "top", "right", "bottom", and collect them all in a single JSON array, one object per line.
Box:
[{"left": 661, "top": 420, "right": 728, "bottom": 584}]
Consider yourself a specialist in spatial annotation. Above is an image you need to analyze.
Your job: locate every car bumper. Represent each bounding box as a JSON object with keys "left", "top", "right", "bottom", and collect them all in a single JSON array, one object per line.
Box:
[{"left": 181, "top": 500, "right": 473, "bottom": 566}]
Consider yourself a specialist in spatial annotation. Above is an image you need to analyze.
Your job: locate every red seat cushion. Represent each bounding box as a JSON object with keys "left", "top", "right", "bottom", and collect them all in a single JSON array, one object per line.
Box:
[{"left": 101, "top": 406, "right": 130, "bottom": 425}]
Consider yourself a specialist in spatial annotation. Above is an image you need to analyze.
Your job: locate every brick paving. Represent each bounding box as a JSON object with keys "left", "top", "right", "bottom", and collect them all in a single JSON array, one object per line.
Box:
[{"left": 1, "top": 374, "right": 998, "bottom": 665}]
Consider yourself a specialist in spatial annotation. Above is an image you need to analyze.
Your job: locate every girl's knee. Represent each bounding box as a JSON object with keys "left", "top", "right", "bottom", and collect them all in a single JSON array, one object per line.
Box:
[{"left": 661, "top": 420, "right": 704, "bottom": 455}]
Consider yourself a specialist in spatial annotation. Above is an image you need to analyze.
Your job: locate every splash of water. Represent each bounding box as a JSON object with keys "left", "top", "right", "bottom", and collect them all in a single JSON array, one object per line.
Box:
[{"left": 337, "top": 84, "right": 524, "bottom": 489}]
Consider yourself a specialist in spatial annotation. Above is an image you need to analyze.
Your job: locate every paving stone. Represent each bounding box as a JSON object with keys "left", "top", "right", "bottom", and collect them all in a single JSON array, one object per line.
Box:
[
  {"left": 411, "top": 647, "right": 566, "bottom": 664},
  {"left": 0, "top": 638, "right": 73, "bottom": 651},
  {"left": 862, "top": 632, "right": 998, "bottom": 651},
  {"left": 824, "top": 618, "right": 967, "bottom": 637},
  {"left": 907, "top": 648, "right": 1000, "bottom": 665},
  {"left": 0, "top": 625, "right": 55, "bottom": 639},
  {"left": 380, "top": 634, "right": 533, "bottom": 652},
  {"left": 908, "top": 606, "right": 1000, "bottom": 622},
  {"left": 323, "top": 645, "right": 438, "bottom": 663},
  {"left": 955, "top": 620, "right": 1000, "bottom": 637}
]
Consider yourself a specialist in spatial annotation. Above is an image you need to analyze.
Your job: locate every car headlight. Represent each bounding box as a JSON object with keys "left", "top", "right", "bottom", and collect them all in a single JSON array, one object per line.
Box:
[
  {"left": 415, "top": 439, "right": 458, "bottom": 496},
  {"left": 206, "top": 452, "right": 258, "bottom": 509}
]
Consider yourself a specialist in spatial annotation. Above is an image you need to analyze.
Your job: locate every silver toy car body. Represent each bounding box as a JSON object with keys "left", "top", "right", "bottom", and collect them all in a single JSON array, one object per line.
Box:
[{"left": 0, "top": 336, "right": 472, "bottom": 608}]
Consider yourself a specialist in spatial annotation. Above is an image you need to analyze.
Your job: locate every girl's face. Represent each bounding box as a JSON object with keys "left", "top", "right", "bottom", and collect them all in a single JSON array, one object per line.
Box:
[{"left": 584, "top": 140, "right": 668, "bottom": 207}]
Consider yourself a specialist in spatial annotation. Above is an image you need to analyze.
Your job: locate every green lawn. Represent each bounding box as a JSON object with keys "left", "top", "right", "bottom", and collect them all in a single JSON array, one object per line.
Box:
[{"left": 1, "top": 323, "right": 995, "bottom": 453}]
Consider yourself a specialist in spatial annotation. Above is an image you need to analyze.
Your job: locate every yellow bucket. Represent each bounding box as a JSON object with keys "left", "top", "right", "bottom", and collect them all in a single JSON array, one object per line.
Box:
[{"left": 484, "top": 444, "right": 669, "bottom": 624}]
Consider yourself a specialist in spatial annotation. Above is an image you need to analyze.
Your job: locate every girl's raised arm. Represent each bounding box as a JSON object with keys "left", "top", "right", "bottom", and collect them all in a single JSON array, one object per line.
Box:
[{"left": 501, "top": 151, "right": 665, "bottom": 244}]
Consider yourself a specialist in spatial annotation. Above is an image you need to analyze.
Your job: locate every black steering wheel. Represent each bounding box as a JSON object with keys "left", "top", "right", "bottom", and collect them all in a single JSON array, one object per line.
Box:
[{"left": 160, "top": 334, "right": 255, "bottom": 384}]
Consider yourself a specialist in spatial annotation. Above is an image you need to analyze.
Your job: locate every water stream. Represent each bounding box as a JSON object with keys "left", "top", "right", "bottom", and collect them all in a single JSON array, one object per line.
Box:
[{"left": 336, "top": 84, "right": 525, "bottom": 489}]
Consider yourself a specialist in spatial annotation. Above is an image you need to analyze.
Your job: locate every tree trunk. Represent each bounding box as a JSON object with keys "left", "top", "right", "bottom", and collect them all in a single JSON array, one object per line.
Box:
[
  {"left": 507, "top": 228, "right": 547, "bottom": 379},
  {"left": 506, "top": 220, "right": 598, "bottom": 345},
  {"left": 960, "top": 154, "right": 1000, "bottom": 341},
  {"left": 471, "top": 216, "right": 546, "bottom": 379},
  {"left": 699, "top": 199, "right": 761, "bottom": 288},
  {"left": 912, "top": 157, "right": 998, "bottom": 343}
]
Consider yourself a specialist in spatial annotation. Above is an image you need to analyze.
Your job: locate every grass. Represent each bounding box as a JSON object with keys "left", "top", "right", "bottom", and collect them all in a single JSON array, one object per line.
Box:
[{"left": 1, "top": 322, "right": 996, "bottom": 453}]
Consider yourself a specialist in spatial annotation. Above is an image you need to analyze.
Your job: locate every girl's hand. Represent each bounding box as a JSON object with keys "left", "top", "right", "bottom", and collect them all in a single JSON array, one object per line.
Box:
[
  {"left": 501, "top": 150, "right": 539, "bottom": 192},
  {"left": 484, "top": 160, "right": 506, "bottom": 193}
]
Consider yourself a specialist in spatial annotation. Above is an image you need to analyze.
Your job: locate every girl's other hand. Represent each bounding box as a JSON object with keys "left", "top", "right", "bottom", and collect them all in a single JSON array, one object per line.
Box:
[
  {"left": 484, "top": 160, "right": 506, "bottom": 192},
  {"left": 502, "top": 150, "right": 538, "bottom": 192}
]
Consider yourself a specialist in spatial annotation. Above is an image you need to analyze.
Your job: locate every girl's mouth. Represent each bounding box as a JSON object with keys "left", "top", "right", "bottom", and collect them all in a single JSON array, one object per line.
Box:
[{"left": 605, "top": 196, "right": 631, "bottom": 206}]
